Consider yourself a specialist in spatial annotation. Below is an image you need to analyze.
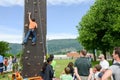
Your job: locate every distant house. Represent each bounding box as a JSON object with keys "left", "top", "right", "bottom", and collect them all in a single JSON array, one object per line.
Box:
[
  {"left": 54, "top": 55, "right": 69, "bottom": 59},
  {"left": 67, "top": 52, "right": 80, "bottom": 58}
]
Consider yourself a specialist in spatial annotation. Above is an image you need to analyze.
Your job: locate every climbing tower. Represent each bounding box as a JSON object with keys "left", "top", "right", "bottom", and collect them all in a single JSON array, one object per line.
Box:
[{"left": 21, "top": 0, "right": 46, "bottom": 78}]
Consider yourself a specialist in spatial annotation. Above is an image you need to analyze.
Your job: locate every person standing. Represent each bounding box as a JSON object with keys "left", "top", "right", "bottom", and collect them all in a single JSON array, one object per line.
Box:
[
  {"left": 102, "top": 47, "right": 120, "bottom": 80},
  {"left": 67, "top": 62, "right": 74, "bottom": 77},
  {"left": 99, "top": 54, "right": 109, "bottom": 71},
  {"left": 74, "top": 50, "right": 92, "bottom": 80},
  {"left": 0, "top": 55, "right": 4, "bottom": 75},
  {"left": 98, "top": 54, "right": 109, "bottom": 78},
  {"left": 7, "top": 56, "right": 13, "bottom": 71},
  {"left": 3, "top": 57, "right": 8, "bottom": 71},
  {"left": 22, "top": 12, "right": 38, "bottom": 45},
  {"left": 49, "top": 54, "right": 56, "bottom": 77},
  {"left": 43, "top": 58, "right": 54, "bottom": 80}
]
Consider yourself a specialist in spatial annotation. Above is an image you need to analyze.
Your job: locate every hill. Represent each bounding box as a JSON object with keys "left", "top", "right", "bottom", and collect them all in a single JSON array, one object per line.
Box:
[
  {"left": 9, "top": 43, "right": 22, "bottom": 54},
  {"left": 47, "top": 39, "right": 83, "bottom": 54},
  {"left": 9, "top": 39, "right": 83, "bottom": 54}
]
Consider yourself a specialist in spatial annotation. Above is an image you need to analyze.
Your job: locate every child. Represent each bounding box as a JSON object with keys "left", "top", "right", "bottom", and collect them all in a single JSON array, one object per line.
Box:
[
  {"left": 88, "top": 64, "right": 102, "bottom": 80},
  {"left": 67, "top": 62, "right": 74, "bottom": 77},
  {"left": 60, "top": 67, "right": 73, "bottom": 80}
]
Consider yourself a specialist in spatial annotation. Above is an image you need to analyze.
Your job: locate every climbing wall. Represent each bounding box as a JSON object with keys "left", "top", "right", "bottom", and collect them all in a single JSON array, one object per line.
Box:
[{"left": 21, "top": 0, "right": 46, "bottom": 78}]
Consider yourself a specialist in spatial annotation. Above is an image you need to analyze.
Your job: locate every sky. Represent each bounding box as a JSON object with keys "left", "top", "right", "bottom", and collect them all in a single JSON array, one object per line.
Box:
[{"left": 0, "top": 0, "right": 94, "bottom": 43}]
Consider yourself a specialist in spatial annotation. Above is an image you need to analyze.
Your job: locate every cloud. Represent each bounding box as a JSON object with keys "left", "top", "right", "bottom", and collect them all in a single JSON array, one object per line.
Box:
[
  {"left": 47, "top": 33, "right": 77, "bottom": 40},
  {"left": 0, "top": 26, "right": 23, "bottom": 43},
  {"left": 0, "top": 0, "right": 94, "bottom": 7},
  {"left": 0, "top": 25, "right": 22, "bottom": 35},
  {"left": 0, "top": 34, "right": 22, "bottom": 43},
  {"left": 48, "top": 0, "right": 94, "bottom": 5},
  {"left": 0, "top": 0, "right": 24, "bottom": 7}
]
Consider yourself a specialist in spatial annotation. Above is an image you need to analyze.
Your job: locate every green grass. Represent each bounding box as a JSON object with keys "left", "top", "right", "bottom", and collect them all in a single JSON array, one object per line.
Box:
[
  {"left": 0, "top": 72, "right": 11, "bottom": 80},
  {"left": 55, "top": 59, "right": 75, "bottom": 78}
]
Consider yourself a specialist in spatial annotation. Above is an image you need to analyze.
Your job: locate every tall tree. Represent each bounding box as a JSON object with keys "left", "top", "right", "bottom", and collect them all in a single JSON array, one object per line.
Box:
[
  {"left": 0, "top": 41, "right": 10, "bottom": 56},
  {"left": 77, "top": 0, "right": 120, "bottom": 60}
]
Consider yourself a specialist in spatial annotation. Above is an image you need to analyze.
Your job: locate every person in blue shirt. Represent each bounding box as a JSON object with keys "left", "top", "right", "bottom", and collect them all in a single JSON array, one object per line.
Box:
[{"left": 0, "top": 55, "right": 4, "bottom": 75}]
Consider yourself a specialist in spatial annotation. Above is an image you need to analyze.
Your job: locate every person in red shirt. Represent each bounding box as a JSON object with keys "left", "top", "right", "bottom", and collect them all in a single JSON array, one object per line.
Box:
[{"left": 3, "top": 57, "right": 8, "bottom": 71}]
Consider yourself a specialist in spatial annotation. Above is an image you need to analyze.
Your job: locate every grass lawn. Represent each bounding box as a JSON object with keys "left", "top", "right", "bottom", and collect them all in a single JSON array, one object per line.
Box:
[
  {"left": 55, "top": 59, "right": 75, "bottom": 78},
  {"left": 0, "top": 72, "right": 12, "bottom": 80},
  {"left": 0, "top": 59, "right": 112, "bottom": 79}
]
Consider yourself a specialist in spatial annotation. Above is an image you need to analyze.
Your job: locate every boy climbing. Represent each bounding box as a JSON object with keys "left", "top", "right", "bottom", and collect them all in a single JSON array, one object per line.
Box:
[{"left": 22, "top": 12, "right": 37, "bottom": 45}]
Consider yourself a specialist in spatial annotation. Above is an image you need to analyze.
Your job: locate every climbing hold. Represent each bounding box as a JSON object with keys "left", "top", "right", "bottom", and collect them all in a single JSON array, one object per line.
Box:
[
  {"left": 24, "top": 24, "right": 28, "bottom": 27},
  {"left": 26, "top": 50, "right": 30, "bottom": 54},
  {"left": 25, "top": 57, "right": 28, "bottom": 59},
  {"left": 29, "top": 37, "right": 32, "bottom": 40},
  {"left": 39, "top": 2, "right": 41, "bottom": 5},
  {"left": 34, "top": 56, "right": 36, "bottom": 58},
  {"left": 34, "top": 10, "right": 37, "bottom": 13},
  {"left": 37, "top": 63, "right": 40, "bottom": 65},
  {"left": 34, "top": 74, "right": 37, "bottom": 76},
  {"left": 33, "top": 2, "right": 37, "bottom": 5},
  {"left": 26, "top": 0, "right": 28, "bottom": 3},
  {"left": 27, "top": 63, "right": 31, "bottom": 66},
  {"left": 37, "top": 34, "right": 39, "bottom": 37},
  {"left": 39, "top": 42, "right": 43, "bottom": 44},
  {"left": 25, "top": 74, "right": 28, "bottom": 77},
  {"left": 22, "top": 46, "right": 25, "bottom": 49},
  {"left": 41, "top": 18, "right": 44, "bottom": 21}
]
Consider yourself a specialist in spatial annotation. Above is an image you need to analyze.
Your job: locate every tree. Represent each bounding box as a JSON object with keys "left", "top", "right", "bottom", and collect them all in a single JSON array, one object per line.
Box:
[
  {"left": 77, "top": 0, "right": 120, "bottom": 60},
  {"left": 0, "top": 41, "right": 10, "bottom": 56}
]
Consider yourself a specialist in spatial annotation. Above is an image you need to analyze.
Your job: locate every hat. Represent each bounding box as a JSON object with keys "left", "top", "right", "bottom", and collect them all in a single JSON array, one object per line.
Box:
[{"left": 99, "top": 54, "right": 104, "bottom": 58}]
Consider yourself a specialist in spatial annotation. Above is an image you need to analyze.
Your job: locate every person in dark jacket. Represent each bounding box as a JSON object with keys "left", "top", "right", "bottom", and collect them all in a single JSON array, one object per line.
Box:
[{"left": 41, "top": 58, "right": 54, "bottom": 80}]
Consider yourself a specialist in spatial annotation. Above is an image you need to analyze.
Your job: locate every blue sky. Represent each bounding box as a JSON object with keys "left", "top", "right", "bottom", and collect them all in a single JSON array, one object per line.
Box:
[{"left": 0, "top": 0, "right": 94, "bottom": 43}]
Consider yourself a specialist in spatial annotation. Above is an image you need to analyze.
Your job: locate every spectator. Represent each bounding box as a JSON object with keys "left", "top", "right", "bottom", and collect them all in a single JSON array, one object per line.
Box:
[
  {"left": 99, "top": 54, "right": 109, "bottom": 71},
  {"left": 98, "top": 54, "right": 109, "bottom": 78},
  {"left": 49, "top": 54, "right": 56, "bottom": 77},
  {"left": 60, "top": 67, "right": 73, "bottom": 80},
  {"left": 3, "top": 57, "right": 8, "bottom": 71},
  {"left": 67, "top": 62, "right": 74, "bottom": 77},
  {"left": 0, "top": 55, "right": 4, "bottom": 76},
  {"left": 102, "top": 47, "right": 120, "bottom": 80},
  {"left": 40, "top": 62, "right": 48, "bottom": 79},
  {"left": 12, "top": 56, "right": 18, "bottom": 72},
  {"left": 7, "top": 56, "right": 13, "bottom": 71},
  {"left": 74, "top": 50, "right": 92, "bottom": 80},
  {"left": 88, "top": 64, "right": 102, "bottom": 80},
  {"left": 43, "top": 58, "right": 54, "bottom": 80}
]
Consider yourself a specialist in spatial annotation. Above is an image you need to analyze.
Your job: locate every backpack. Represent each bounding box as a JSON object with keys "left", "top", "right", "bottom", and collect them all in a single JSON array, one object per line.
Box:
[
  {"left": 112, "top": 63, "right": 120, "bottom": 80},
  {"left": 113, "top": 63, "right": 120, "bottom": 67}
]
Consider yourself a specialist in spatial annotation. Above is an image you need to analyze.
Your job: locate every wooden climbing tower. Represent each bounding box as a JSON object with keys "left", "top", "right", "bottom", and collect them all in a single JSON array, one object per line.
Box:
[{"left": 21, "top": 0, "right": 46, "bottom": 78}]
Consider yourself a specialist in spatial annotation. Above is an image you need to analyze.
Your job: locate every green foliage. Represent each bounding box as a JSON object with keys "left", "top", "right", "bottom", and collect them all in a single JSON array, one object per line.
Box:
[
  {"left": 0, "top": 41, "right": 10, "bottom": 56},
  {"left": 77, "top": 0, "right": 120, "bottom": 54},
  {"left": 3, "top": 53, "right": 14, "bottom": 57},
  {"left": 54, "top": 59, "right": 75, "bottom": 78}
]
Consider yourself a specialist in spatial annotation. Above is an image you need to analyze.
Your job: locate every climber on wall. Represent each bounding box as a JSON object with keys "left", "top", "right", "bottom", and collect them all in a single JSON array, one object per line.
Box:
[{"left": 22, "top": 12, "right": 38, "bottom": 45}]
